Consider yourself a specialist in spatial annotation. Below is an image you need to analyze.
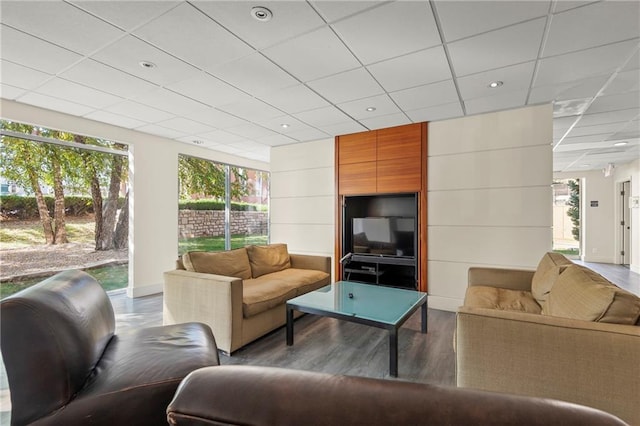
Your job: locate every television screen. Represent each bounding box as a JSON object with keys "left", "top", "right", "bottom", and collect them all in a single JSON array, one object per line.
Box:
[{"left": 352, "top": 217, "right": 414, "bottom": 257}]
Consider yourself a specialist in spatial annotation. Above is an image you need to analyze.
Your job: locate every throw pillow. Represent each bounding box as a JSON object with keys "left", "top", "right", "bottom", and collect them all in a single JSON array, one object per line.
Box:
[
  {"left": 531, "top": 252, "right": 573, "bottom": 306},
  {"left": 246, "top": 244, "right": 291, "bottom": 278},
  {"left": 182, "top": 248, "right": 252, "bottom": 280}
]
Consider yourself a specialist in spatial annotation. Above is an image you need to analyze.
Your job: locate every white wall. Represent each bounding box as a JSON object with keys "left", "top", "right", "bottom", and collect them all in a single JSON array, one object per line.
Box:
[
  {"left": 1, "top": 100, "right": 268, "bottom": 297},
  {"left": 428, "top": 104, "right": 554, "bottom": 311},
  {"left": 555, "top": 157, "right": 640, "bottom": 273},
  {"left": 270, "top": 139, "right": 335, "bottom": 277}
]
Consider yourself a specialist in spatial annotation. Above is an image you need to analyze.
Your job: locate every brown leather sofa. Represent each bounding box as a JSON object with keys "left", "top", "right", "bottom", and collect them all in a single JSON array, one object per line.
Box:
[
  {"left": 166, "top": 365, "right": 628, "bottom": 426},
  {"left": 0, "top": 270, "right": 220, "bottom": 426}
]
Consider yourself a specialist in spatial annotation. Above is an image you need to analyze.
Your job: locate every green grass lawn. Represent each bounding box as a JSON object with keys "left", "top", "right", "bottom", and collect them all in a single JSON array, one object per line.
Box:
[{"left": 178, "top": 234, "right": 269, "bottom": 254}]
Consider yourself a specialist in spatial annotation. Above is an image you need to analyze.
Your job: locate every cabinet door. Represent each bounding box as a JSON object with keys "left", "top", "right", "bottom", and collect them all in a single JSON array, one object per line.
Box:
[
  {"left": 377, "top": 123, "right": 422, "bottom": 161},
  {"left": 377, "top": 158, "right": 422, "bottom": 193},
  {"left": 339, "top": 162, "right": 377, "bottom": 194},
  {"left": 338, "top": 131, "right": 376, "bottom": 165}
]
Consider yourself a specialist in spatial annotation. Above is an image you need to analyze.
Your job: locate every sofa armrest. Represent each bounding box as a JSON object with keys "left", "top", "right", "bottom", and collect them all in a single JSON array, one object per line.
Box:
[
  {"left": 468, "top": 267, "right": 535, "bottom": 291},
  {"left": 289, "top": 254, "right": 331, "bottom": 275},
  {"left": 456, "top": 306, "right": 640, "bottom": 425},
  {"left": 163, "top": 270, "right": 243, "bottom": 354}
]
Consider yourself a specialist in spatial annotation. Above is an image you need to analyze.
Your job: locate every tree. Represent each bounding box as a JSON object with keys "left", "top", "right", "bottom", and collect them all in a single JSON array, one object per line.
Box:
[
  {"left": 178, "top": 156, "right": 249, "bottom": 200},
  {"left": 567, "top": 180, "right": 580, "bottom": 241}
]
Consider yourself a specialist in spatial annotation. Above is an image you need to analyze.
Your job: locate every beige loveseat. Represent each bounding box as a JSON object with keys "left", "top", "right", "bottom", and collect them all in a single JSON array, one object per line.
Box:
[
  {"left": 164, "top": 244, "right": 331, "bottom": 354},
  {"left": 456, "top": 252, "right": 640, "bottom": 425}
]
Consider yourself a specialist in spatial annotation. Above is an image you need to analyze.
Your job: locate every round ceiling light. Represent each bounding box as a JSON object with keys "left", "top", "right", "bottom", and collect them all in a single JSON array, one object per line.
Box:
[
  {"left": 281, "top": 123, "right": 290, "bottom": 128},
  {"left": 192, "top": 140, "right": 204, "bottom": 145},
  {"left": 614, "top": 141, "right": 628, "bottom": 146},
  {"left": 366, "top": 107, "right": 376, "bottom": 112},
  {"left": 251, "top": 6, "right": 273, "bottom": 22},
  {"left": 488, "top": 81, "right": 503, "bottom": 88},
  {"left": 139, "top": 61, "right": 156, "bottom": 69}
]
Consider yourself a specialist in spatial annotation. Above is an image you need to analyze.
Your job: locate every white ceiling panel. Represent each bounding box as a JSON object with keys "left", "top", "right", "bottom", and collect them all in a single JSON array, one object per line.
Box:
[
  {"left": 367, "top": 46, "right": 451, "bottom": 93},
  {"left": 544, "top": 1, "right": 640, "bottom": 57},
  {"left": 1, "top": 84, "right": 27, "bottom": 100},
  {"left": 166, "top": 72, "right": 251, "bottom": 108},
  {"left": 195, "top": 1, "right": 325, "bottom": 50},
  {"left": 390, "top": 80, "right": 459, "bottom": 111},
  {"left": 156, "top": 117, "right": 216, "bottom": 135},
  {"left": 309, "top": 1, "right": 382, "bottom": 23},
  {"left": 34, "top": 79, "right": 123, "bottom": 110},
  {"left": 71, "top": 1, "right": 181, "bottom": 31},
  {"left": 1, "top": 60, "right": 52, "bottom": 90},
  {"left": 359, "top": 113, "right": 410, "bottom": 130},
  {"left": 218, "top": 97, "right": 284, "bottom": 122},
  {"left": 562, "top": 133, "right": 617, "bottom": 145},
  {"left": 257, "top": 84, "right": 329, "bottom": 114},
  {"left": 91, "top": 35, "right": 201, "bottom": 86},
  {"left": 604, "top": 70, "right": 640, "bottom": 96},
  {"left": 576, "top": 108, "right": 640, "bottom": 127},
  {"left": 405, "top": 101, "right": 464, "bottom": 123},
  {"left": 457, "top": 61, "right": 535, "bottom": 101},
  {"left": 187, "top": 107, "right": 248, "bottom": 130},
  {"left": 566, "top": 122, "right": 628, "bottom": 138},
  {"left": 135, "top": 124, "right": 186, "bottom": 139},
  {"left": 622, "top": 49, "right": 640, "bottom": 71},
  {"left": 448, "top": 18, "right": 546, "bottom": 77},
  {"left": 307, "top": 67, "right": 383, "bottom": 104},
  {"left": 535, "top": 39, "right": 638, "bottom": 87},
  {"left": 134, "top": 3, "right": 253, "bottom": 72},
  {"left": 332, "top": 1, "right": 440, "bottom": 65},
  {"left": 61, "top": 59, "right": 158, "bottom": 99},
  {"left": 263, "top": 26, "right": 360, "bottom": 82},
  {"left": 18, "top": 92, "right": 95, "bottom": 116},
  {"left": 465, "top": 89, "right": 529, "bottom": 116},
  {"left": 528, "top": 74, "right": 609, "bottom": 104},
  {"left": 196, "top": 129, "right": 247, "bottom": 145},
  {"left": 285, "top": 126, "right": 330, "bottom": 142},
  {"left": 434, "top": 0, "right": 550, "bottom": 42},
  {"left": 0, "top": 25, "right": 83, "bottom": 74},
  {"left": 587, "top": 91, "right": 640, "bottom": 115},
  {"left": 252, "top": 115, "right": 307, "bottom": 134},
  {"left": 84, "top": 110, "right": 147, "bottom": 129},
  {"left": 293, "top": 105, "right": 353, "bottom": 127},
  {"left": 552, "top": 98, "right": 591, "bottom": 118},
  {"left": 1, "top": 1, "right": 124, "bottom": 55},
  {"left": 553, "top": 2, "right": 599, "bottom": 13},
  {"left": 257, "top": 133, "right": 298, "bottom": 147},
  {"left": 210, "top": 53, "right": 298, "bottom": 97},
  {"left": 337, "top": 94, "right": 401, "bottom": 120},
  {"left": 316, "top": 121, "right": 367, "bottom": 137},
  {"left": 104, "top": 100, "right": 174, "bottom": 123},
  {"left": 132, "top": 88, "right": 208, "bottom": 116},
  {"left": 227, "top": 123, "right": 277, "bottom": 140}
]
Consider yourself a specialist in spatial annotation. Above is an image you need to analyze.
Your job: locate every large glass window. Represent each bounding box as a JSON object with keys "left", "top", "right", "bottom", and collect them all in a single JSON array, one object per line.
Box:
[
  {"left": 178, "top": 155, "right": 269, "bottom": 254},
  {"left": 552, "top": 179, "right": 580, "bottom": 258}
]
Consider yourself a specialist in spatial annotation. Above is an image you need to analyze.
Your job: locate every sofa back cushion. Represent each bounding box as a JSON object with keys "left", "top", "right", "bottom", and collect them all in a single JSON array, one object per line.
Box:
[
  {"left": 531, "top": 252, "right": 573, "bottom": 306},
  {"left": 543, "top": 265, "right": 640, "bottom": 325},
  {"left": 183, "top": 248, "right": 252, "bottom": 280},
  {"left": 246, "top": 244, "right": 291, "bottom": 278}
]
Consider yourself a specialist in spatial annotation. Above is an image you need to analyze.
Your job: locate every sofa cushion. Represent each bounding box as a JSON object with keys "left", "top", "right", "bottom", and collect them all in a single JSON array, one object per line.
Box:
[
  {"left": 544, "top": 265, "right": 640, "bottom": 325},
  {"left": 242, "top": 269, "right": 330, "bottom": 318},
  {"left": 182, "top": 248, "right": 252, "bottom": 280},
  {"left": 531, "top": 252, "right": 573, "bottom": 306},
  {"left": 246, "top": 244, "right": 291, "bottom": 278},
  {"left": 464, "top": 286, "right": 542, "bottom": 314}
]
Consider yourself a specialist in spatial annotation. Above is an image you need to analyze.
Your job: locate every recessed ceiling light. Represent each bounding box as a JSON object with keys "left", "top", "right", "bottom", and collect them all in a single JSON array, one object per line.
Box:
[
  {"left": 251, "top": 6, "right": 272, "bottom": 21},
  {"left": 488, "top": 81, "right": 503, "bottom": 88},
  {"left": 192, "top": 140, "right": 204, "bottom": 145},
  {"left": 281, "top": 124, "right": 289, "bottom": 129},
  {"left": 139, "top": 61, "right": 156, "bottom": 69},
  {"left": 614, "top": 141, "right": 628, "bottom": 146},
  {"left": 366, "top": 107, "right": 376, "bottom": 112},
  {"left": 580, "top": 164, "right": 591, "bottom": 168}
]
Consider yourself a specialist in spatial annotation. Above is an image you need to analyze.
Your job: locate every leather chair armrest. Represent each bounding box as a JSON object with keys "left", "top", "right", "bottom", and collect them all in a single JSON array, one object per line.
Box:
[{"left": 468, "top": 267, "right": 535, "bottom": 291}]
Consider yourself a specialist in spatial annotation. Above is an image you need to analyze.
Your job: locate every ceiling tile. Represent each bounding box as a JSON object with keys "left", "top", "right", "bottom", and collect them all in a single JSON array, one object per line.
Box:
[
  {"left": 210, "top": 53, "right": 298, "bottom": 96},
  {"left": 457, "top": 61, "right": 535, "bottom": 101},
  {"left": 263, "top": 26, "right": 360, "bottom": 82},
  {"left": 1, "top": 84, "right": 27, "bottom": 100},
  {"left": 561, "top": 133, "right": 614, "bottom": 145},
  {"left": 226, "top": 123, "right": 276, "bottom": 140},
  {"left": 367, "top": 46, "right": 451, "bottom": 93},
  {"left": 405, "top": 101, "right": 464, "bottom": 123},
  {"left": 195, "top": 1, "right": 325, "bottom": 50},
  {"left": 18, "top": 92, "right": 95, "bottom": 116},
  {"left": 187, "top": 107, "right": 248, "bottom": 130},
  {"left": 316, "top": 121, "right": 367, "bottom": 137},
  {"left": 218, "top": 97, "right": 284, "bottom": 121},
  {"left": 587, "top": 91, "right": 640, "bottom": 115},
  {"left": 61, "top": 59, "right": 158, "bottom": 99},
  {"left": 552, "top": 98, "right": 591, "bottom": 118},
  {"left": 434, "top": 0, "right": 550, "bottom": 42},
  {"left": 603, "top": 69, "right": 640, "bottom": 96},
  {"left": 553, "top": 116, "right": 580, "bottom": 134},
  {"left": 293, "top": 105, "right": 352, "bottom": 127},
  {"left": 104, "top": 100, "right": 174, "bottom": 123},
  {"left": 307, "top": 67, "right": 383, "bottom": 104},
  {"left": 622, "top": 49, "right": 639, "bottom": 72},
  {"left": 544, "top": 1, "right": 640, "bottom": 57},
  {"left": 84, "top": 110, "right": 147, "bottom": 129},
  {"left": 135, "top": 124, "right": 186, "bottom": 139},
  {"left": 166, "top": 72, "right": 251, "bottom": 108},
  {"left": 156, "top": 117, "right": 216, "bottom": 135},
  {"left": 257, "top": 84, "right": 329, "bottom": 114},
  {"left": 1, "top": 60, "right": 52, "bottom": 90},
  {"left": 1, "top": 1, "right": 124, "bottom": 55},
  {"left": 528, "top": 74, "right": 609, "bottom": 104},
  {"left": 196, "top": 129, "right": 247, "bottom": 145},
  {"left": 34, "top": 79, "right": 123, "bottom": 109},
  {"left": 257, "top": 133, "right": 298, "bottom": 147},
  {"left": 576, "top": 108, "right": 640, "bottom": 127},
  {"left": 566, "top": 122, "right": 628, "bottom": 138},
  {"left": 132, "top": 88, "right": 208, "bottom": 116},
  {"left": 1, "top": 25, "right": 83, "bottom": 74},
  {"left": 91, "top": 35, "right": 201, "bottom": 86},
  {"left": 553, "top": 2, "right": 600, "bottom": 14},
  {"left": 535, "top": 39, "right": 638, "bottom": 87},
  {"left": 286, "top": 127, "right": 330, "bottom": 142},
  {"left": 134, "top": 3, "right": 253, "bottom": 71},
  {"left": 309, "top": 1, "right": 382, "bottom": 23},
  {"left": 70, "top": 1, "right": 181, "bottom": 31},
  {"left": 390, "top": 80, "right": 459, "bottom": 111},
  {"left": 465, "top": 89, "right": 529, "bottom": 115},
  {"left": 359, "top": 113, "right": 410, "bottom": 130},
  {"left": 332, "top": 1, "right": 440, "bottom": 65},
  {"left": 337, "top": 94, "right": 401, "bottom": 120},
  {"left": 448, "top": 18, "right": 546, "bottom": 77},
  {"left": 252, "top": 115, "right": 308, "bottom": 134}
]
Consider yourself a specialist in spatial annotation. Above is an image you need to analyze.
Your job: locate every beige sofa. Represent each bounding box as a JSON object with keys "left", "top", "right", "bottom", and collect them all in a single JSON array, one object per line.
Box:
[
  {"left": 164, "top": 244, "right": 331, "bottom": 354},
  {"left": 456, "top": 252, "right": 640, "bottom": 425}
]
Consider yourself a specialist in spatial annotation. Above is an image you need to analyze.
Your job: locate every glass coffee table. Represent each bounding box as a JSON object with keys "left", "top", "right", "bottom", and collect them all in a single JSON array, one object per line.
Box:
[{"left": 286, "top": 280, "right": 427, "bottom": 377}]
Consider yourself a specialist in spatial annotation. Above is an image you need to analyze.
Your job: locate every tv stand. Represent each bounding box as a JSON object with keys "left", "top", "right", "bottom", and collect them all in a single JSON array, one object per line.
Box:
[{"left": 344, "top": 255, "right": 417, "bottom": 289}]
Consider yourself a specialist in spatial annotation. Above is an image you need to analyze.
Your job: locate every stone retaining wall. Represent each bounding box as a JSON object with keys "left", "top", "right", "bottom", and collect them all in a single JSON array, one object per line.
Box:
[{"left": 179, "top": 210, "right": 268, "bottom": 238}]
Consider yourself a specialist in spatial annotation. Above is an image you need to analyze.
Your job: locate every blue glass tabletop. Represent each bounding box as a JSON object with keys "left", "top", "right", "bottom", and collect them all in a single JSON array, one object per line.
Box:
[{"left": 287, "top": 281, "right": 427, "bottom": 326}]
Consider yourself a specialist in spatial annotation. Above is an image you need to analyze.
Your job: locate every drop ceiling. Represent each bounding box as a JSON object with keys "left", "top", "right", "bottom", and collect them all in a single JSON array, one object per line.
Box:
[{"left": 1, "top": 0, "right": 638, "bottom": 171}]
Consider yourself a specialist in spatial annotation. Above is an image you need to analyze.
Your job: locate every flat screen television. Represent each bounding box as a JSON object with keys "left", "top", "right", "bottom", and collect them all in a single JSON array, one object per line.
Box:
[{"left": 351, "top": 217, "right": 415, "bottom": 258}]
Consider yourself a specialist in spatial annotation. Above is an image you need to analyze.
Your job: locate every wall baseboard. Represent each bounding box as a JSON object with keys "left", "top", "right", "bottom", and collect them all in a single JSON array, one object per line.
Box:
[
  {"left": 631, "top": 264, "right": 640, "bottom": 274},
  {"left": 126, "top": 282, "right": 163, "bottom": 298},
  {"left": 428, "top": 295, "right": 463, "bottom": 313},
  {"left": 582, "top": 255, "right": 616, "bottom": 263}
]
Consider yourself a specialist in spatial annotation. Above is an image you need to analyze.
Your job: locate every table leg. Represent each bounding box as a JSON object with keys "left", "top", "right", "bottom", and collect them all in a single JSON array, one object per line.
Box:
[
  {"left": 286, "top": 306, "right": 294, "bottom": 346},
  {"left": 389, "top": 328, "right": 398, "bottom": 377},
  {"left": 421, "top": 301, "right": 428, "bottom": 334}
]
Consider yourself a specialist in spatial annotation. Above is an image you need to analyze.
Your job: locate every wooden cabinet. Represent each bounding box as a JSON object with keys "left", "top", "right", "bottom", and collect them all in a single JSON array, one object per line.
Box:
[{"left": 335, "top": 122, "right": 428, "bottom": 292}]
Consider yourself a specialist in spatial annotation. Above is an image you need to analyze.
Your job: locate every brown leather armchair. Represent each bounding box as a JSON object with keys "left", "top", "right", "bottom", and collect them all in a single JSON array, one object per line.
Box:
[
  {"left": 0, "top": 270, "right": 219, "bottom": 426},
  {"left": 167, "top": 366, "right": 628, "bottom": 426}
]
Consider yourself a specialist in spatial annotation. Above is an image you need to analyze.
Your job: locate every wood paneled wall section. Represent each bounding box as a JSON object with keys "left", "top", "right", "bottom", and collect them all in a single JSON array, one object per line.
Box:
[{"left": 335, "top": 122, "right": 428, "bottom": 292}]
